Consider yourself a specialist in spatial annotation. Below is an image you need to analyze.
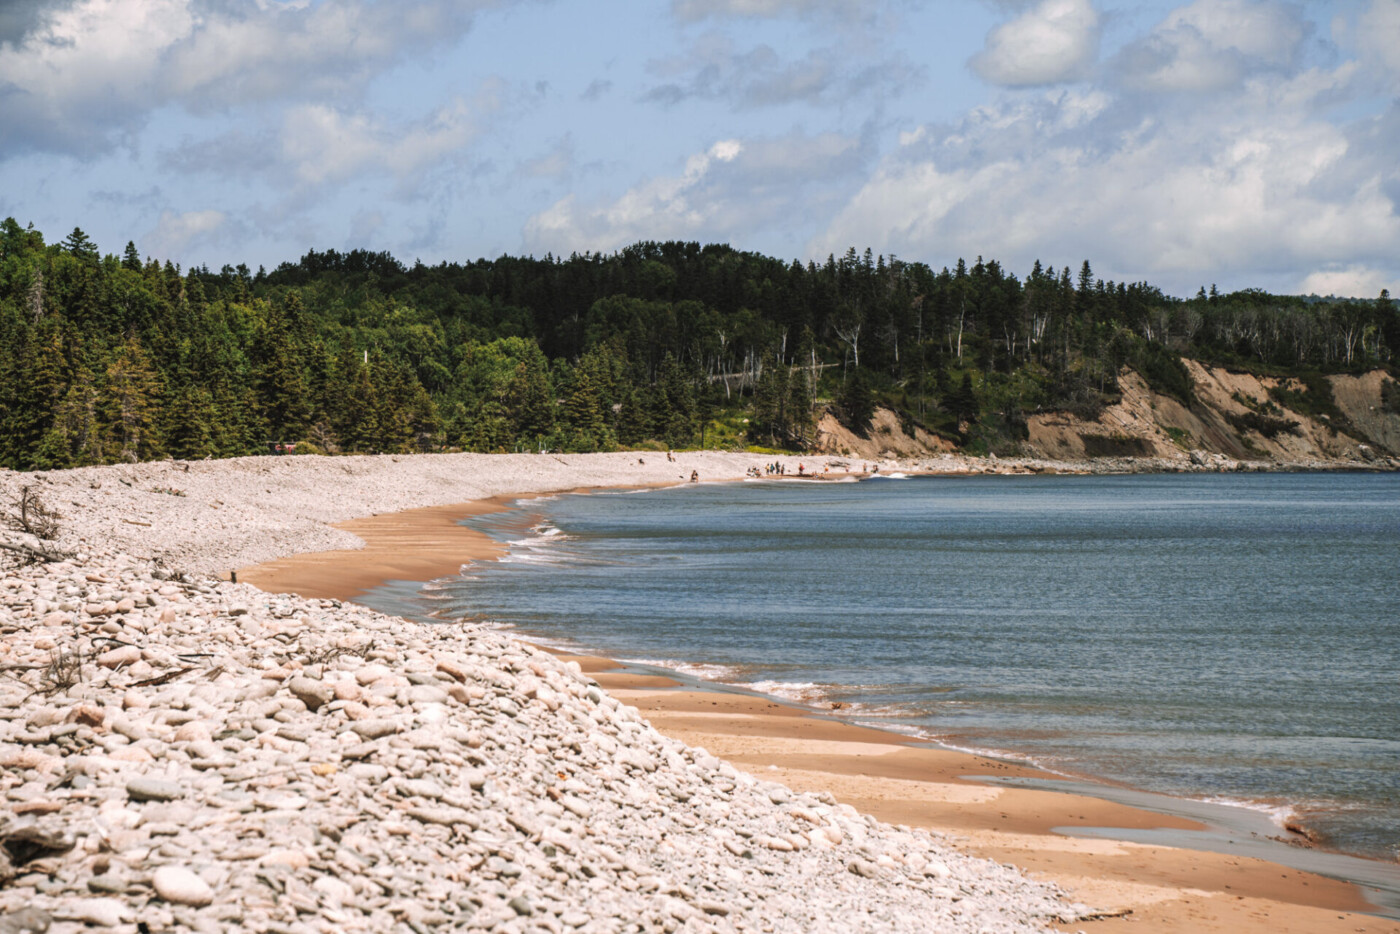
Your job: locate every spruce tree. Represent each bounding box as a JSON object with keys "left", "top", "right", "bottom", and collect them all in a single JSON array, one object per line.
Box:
[
  {"left": 163, "top": 383, "right": 220, "bottom": 459},
  {"left": 103, "top": 339, "right": 163, "bottom": 462},
  {"left": 35, "top": 366, "right": 103, "bottom": 468},
  {"left": 564, "top": 369, "right": 608, "bottom": 451},
  {"left": 62, "top": 227, "right": 99, "bottom": 262},
  {"left": 506, "top": 358, "right": 555, "bottom": 443},
  {"left": 839, "top": 368, "right": 875, "bottom": 436}
]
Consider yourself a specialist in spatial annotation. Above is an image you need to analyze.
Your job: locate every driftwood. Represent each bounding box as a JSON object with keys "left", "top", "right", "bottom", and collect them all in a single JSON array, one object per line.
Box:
[{"left": 0, "top": 539, "right": 72, "bottom": 563}]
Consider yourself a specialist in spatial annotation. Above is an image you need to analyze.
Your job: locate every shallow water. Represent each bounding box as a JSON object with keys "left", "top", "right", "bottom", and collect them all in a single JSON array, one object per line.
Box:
[{"left": 422, "top": 473, "right": 1400, "bottom": 861}]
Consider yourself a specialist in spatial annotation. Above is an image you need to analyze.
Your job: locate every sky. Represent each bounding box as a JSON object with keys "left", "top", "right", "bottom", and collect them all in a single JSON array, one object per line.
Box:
[{"left": 1, "top": 0, "right": 1398, "bottom": 299}]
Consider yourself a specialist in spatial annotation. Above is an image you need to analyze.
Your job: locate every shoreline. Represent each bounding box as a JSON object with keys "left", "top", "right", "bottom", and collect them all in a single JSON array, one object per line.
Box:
[{"left": 238, "top": 480, "right": 1400, "bottom": 932}]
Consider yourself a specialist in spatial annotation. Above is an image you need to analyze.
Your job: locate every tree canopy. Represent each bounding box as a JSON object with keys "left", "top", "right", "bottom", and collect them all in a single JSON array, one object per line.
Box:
[{"left": 0, "top": 218, "right": 1395, "bottom": 469}]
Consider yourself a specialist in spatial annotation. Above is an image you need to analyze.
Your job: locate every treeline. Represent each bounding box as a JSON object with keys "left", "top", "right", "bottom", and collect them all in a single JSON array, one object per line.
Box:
[{"left": 1, "top": 218, "right": 1397, "bottom": 469}]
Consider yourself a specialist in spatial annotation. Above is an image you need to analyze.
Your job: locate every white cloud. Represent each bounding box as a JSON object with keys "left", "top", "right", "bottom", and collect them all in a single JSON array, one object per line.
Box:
[
  {"left": 143, "top": 209, "right": 229, "bottom": 259},
  {"left": 813, "top": 68, "right": 1400, "bottom": 295},
  {"left": 1298, "top": 265, "right": 1395, "bottom": 298},
  {"left": 0, "top": 0, "right": 498, "bottom": 158},
  {"left": 1358, "top": 0, "right": 1400, "bottom": 77},
  {"left": 969, "top": 0, "right": 1100, "bottom": 87},
  {"left": 158, "top": 90, "right": 491, "bottom": 201},
  {"left": 279, "top": 100, "right": 477, "bottom": 189},
  {"left": 524, "top": 132, "right": 865, "bottom": 256},
  {"left": 1115, "top": 0, "right": 1308, "bottom": 93}
]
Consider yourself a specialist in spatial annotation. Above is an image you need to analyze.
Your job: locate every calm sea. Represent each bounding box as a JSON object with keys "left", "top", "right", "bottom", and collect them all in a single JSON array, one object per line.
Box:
[{"left": 422, "top": 473, "right": 1400, "bottom": 861}]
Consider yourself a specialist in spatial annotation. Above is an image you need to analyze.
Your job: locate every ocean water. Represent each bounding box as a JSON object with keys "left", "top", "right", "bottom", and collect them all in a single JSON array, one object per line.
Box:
[{"left": 424, "top": 473, "right": 1400, "bottom": 861}]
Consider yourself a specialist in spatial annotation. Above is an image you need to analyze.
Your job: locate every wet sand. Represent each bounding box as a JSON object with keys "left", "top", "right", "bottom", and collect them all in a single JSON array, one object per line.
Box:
[
  {"left": 239, "top": 495, "right": 1400, "bottom": 934},
  {"left": 236, "top": 498, "right": 514, "bottom": 599}
]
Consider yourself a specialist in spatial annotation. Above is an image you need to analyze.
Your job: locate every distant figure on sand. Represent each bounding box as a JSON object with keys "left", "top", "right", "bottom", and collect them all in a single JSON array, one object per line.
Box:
[
  {"left": 690, "top": 470, "right": 699, "bottom": 482},
  {"left": 797, "top": 463, "right": 805, "bottom": 476},
  {"left": 667, "top": 451, "right": 675, "bottom": 462}
]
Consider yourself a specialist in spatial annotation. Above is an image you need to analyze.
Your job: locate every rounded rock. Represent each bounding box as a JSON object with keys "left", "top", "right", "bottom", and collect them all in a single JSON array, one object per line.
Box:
[{"left": 152, "top": 865, "right": 214, "bottom": 907}]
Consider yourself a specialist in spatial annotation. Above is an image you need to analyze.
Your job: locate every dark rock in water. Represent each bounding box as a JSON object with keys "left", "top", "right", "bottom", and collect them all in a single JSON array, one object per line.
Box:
[{"left": 1284, "top": 820, "right": 1322, "bottom": 845}]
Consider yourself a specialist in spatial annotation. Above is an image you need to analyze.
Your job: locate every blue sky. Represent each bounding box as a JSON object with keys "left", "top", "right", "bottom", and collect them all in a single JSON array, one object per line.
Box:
[{"left": 1, "top": 0, "right": 1397, "bottom": 297}]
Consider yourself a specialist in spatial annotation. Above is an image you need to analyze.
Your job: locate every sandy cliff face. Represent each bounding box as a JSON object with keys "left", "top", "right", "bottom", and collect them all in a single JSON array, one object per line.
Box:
[
  {"left": 1329, "top": 370, "right": 1400, "bottom": 456},
  {"left": 814, "top": 408, "right": 956, "bottom": 460},
  {"left": 821, "top": 361, "right": 1399, "bottom": 465},
  {"left": 1027, "top": 362, "right": 1399, "bottom": 465}
]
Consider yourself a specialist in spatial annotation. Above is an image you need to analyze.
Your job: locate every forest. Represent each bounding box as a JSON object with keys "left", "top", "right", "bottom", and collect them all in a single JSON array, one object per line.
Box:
[{"left": 1, "top": 217, "right": 1397, "bottom": 470}]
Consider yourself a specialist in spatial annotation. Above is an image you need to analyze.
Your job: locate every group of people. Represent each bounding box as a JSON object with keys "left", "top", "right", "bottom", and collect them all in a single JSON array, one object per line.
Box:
[{"left": 763, "top": 462, "right": 789, "bottom": 475}]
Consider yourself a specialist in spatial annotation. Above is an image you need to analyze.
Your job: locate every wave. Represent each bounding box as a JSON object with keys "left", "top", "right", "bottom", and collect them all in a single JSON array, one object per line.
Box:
[
  {"left": 741, "top": 680, "right": 829, "bottom": 703},
  {"left": 1196, "top": 795, "right": 1296, "bottom": 828},
  {"left": 623, "top": 658, "right": 752, "bottom": 683}
]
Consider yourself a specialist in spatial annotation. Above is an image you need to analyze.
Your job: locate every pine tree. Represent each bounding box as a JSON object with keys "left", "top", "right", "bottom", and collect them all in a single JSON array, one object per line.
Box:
[
  {"left": 786, "top": 369, "right": 814, "bottom": 447},
  {"left": 122, "top": 241, "right": 142, "bottom": 271},
  {"left": 335, "top": 359, "right": 381, "bottom": 454},
  {"left": 751, "top": 363, "right": 789, "bottom": 446},
  {"left": 951, "top": 372, "right": 979, "bottom": 422},
  {"left": 506, "top": 358, "right": 555, "bottom": 443},
  {"left": 251, "top": 301, "right": 310, "bottom": 441},
  {"left": 564, "top": 369, "right": 608, "bottom": 451},
  {"left": 839, "top": 368, "right": 875, "bottom": 436},
  {"left": 653, "top": 353, "right": 695, "bottom": 447},
  {"left": 103, "top": 339, "right": 163, "bottom": 462},
  {"left": 5, "top": 323, "right": 67, "bottom": 465},
  {"left": 615, "top": 385, "right": 649, "bottom": 446},
  {"left": 163, "top": 383, "right": 220, "bottom": 459},
  {"left": 36, "top": 366, "right": 104, "bottom": 468},
  {"left": 63, "top": 227, "right": 99, "bottom": 262}
]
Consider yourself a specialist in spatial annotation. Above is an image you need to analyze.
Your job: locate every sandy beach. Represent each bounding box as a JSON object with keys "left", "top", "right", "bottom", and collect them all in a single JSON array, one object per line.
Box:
[{"left": 233, "top": 471, "right": 1400, "bottom": 934}]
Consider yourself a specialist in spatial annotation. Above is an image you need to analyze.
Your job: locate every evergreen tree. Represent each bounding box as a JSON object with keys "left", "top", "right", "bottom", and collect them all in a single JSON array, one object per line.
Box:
[
  {"left": 564, "top": 369, "right": 609, "bottom": 451},
  {"left": 786, "top": 369, "right": 814, "bottom": 446},
  {"left": 615, "top": 385, "right": 650, "bottom": 446},
  {"left": 951, "top": 372, "right": 979, "bottom": 422},
  {"left": 63, "top": 227, "right": 99, "bottom": 262},
  {"left": 163, "top": 383, "right": 220, "bottom": 459},
  {"left": 34, "top": 367, "right": 103, "bottom": 469},
  {"left": 652, "top": 353, "right": 695, "bottom": 447},
  {"left": 251, "top": 301, "right": 310, "bottom": 441},
  {"left": 103, "top": 339, "right": 163, "bottom": 462},
  {"left": 334, "top": 355, "right": 382, "bottom": 453},
  {"left": 839, "top": 367, "right": 875, "bottom": 436},
  {"left": 506, "top": 358, "right": 556, "bottom": 443},
  {"left": 751, "top": 363, "right": 789, "bottom": 446}
]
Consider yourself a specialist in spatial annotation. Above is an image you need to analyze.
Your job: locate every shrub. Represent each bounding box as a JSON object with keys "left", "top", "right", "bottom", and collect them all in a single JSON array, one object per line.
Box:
[{"left": 1226, "top": 410, "right": 1301, "bottom": 439}]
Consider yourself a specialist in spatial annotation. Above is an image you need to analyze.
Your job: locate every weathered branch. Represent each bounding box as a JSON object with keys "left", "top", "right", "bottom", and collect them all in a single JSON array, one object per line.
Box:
[{"left": 0, "top": 539, "right": 73, "bottom": 563}]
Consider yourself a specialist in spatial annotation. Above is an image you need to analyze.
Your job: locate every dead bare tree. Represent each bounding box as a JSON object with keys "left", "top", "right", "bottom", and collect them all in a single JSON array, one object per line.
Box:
[
  {"left": 1, "top": 486, "right": 71, "bottom": 565},
  {"left": 5, "top": 486, "right": 61, "bottom": 539}
]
